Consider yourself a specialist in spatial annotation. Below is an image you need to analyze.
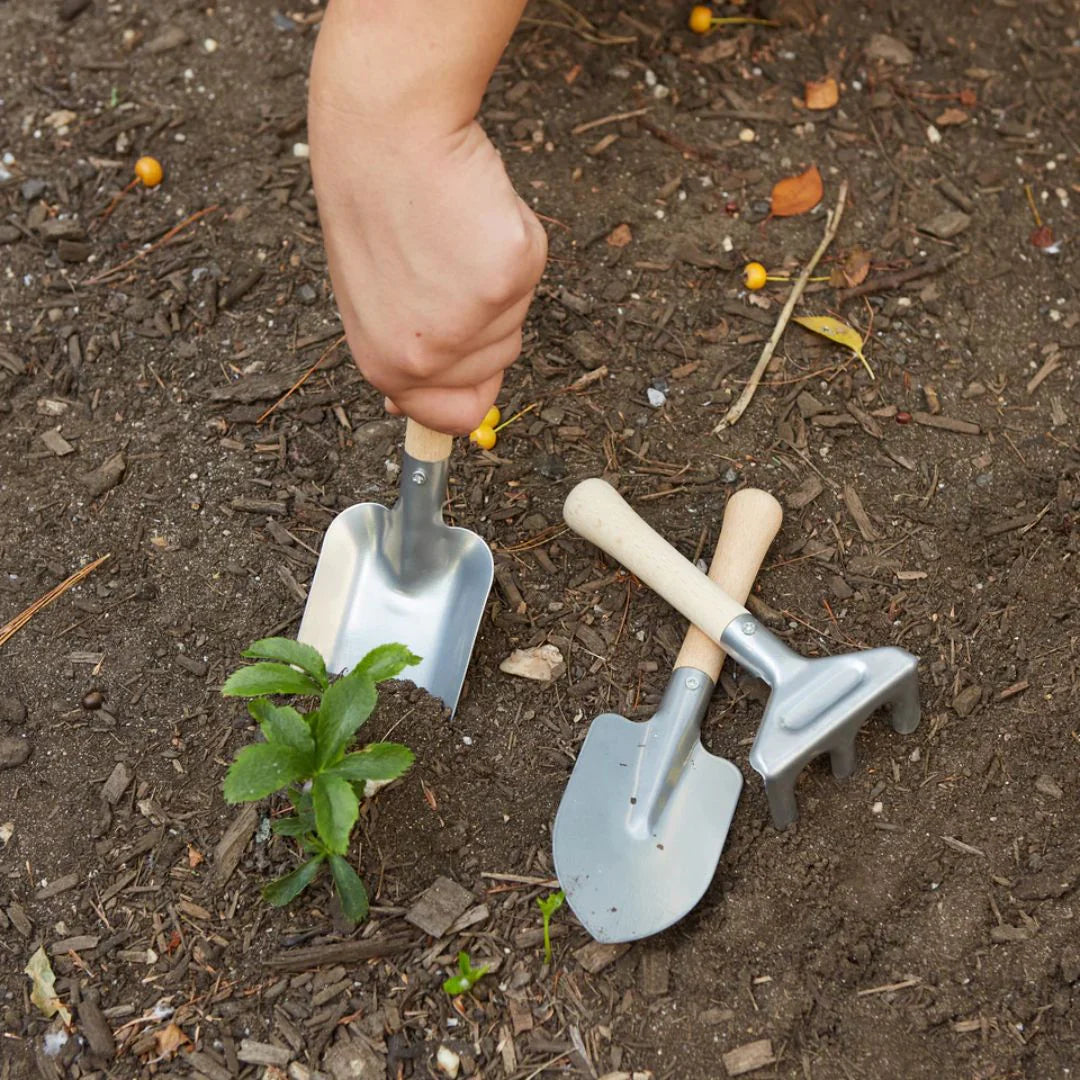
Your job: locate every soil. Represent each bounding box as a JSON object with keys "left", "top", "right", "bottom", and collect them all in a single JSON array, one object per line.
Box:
[{"left": 2, "top": 1, "right": 1079, "bottom": 1078}]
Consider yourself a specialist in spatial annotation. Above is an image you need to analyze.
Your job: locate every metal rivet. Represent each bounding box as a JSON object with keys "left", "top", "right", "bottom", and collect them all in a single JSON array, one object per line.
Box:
[
  {"left": 410, "top": 469, "right": 427, "bottom": 486},
  {"left": 741, "top": 619, "right": 757, "bottom": 635},
  {"left": 685, "top": 675, "right": 700, "bottom": 691}
]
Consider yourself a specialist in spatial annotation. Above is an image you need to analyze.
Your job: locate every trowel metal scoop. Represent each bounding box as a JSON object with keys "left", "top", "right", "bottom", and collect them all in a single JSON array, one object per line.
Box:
[
  {"left": 563, "top": 479, "right": 921, "bottom": 831},
  {"left": 553, "top": 488, "right": 783, "bottom": 944},
  {"left": 297, "top": 419, "right": 493, "bottom": 715}
]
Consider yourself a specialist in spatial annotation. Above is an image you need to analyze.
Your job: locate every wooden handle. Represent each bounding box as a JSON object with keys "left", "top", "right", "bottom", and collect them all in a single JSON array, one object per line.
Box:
[
  {"left": 563, "top": 479, "right": 759, "bottom": 646},
  {"left": 404, "top": 418, "right": 454, "bottom": 463},
  {"left": 673, "top": 488, "right": 782, "bottom": 681}
]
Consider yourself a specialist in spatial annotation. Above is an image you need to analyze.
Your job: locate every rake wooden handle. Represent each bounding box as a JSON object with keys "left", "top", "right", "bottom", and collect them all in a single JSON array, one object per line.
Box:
[
  {"left": 674, "top": 488, "right": 782, "bottom": 682},
  {"left": 563, "top": 478, "right": 774, "bottom": 654},
  {"left": 404, "top": 418, "right": 454, "bottom": 463}
]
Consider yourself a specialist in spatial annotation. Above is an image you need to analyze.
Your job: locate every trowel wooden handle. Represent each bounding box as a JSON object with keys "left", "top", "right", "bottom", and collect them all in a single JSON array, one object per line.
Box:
[
  {"left": 674, "top": 488, "right": 782, "bottom": 681},
  {"left": 564, "top": 478, "right": 766, "bottom": 649},
  {"left": 404, "top": 418, "right": 454, "bottom": 463}
]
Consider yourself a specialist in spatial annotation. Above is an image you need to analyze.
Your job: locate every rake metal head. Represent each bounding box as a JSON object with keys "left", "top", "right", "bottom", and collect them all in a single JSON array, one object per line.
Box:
[{"left": 719, "top": 616, "right": 921, "bottom": 829}]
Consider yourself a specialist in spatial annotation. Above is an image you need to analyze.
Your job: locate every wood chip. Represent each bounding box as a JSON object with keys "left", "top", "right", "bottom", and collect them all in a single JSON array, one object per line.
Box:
[
  {"left": 40, "top": 428, "right": 75, "bottom": 456},
  {"left": 722, "top": 1038, "right": 775, "bottom": 1075},
  {"left": 911, "top": 411, "right": 981, "bottom": 435},
  {"left": 35, "top": 872, "right": 79, "bottom": 900},
  {"left": 230, "top": 497, "right": 288, "bottom": 516},
  {"left": 79, "top": 451, "right": 127, "bottom": 497},
  {"left": 213, "top": 804, "right": 258, "bottom": 887},
  {"left": 265, "top": 934, "right": 417, "bottom": 971},
  {"left": 7, "top": 903, "right": 32, "bottom": 937},
  {"left": 405, "top": 876, "right": 474, "bottom": 937},
  {"left": 574, "top": 940, "right": 631, "bottom": 974},
  {"left": 237, "top": 1039, "right": 292, "bottom": 1067},
  {"left": 509, "top": 997, "right": 534, "bottom": 1035},
  {"left": 77, "top": 997, "right": 116, "bottom": 1060},
  {"left": 941, "top": 835, "right": 985, "bottom": 858},
  {"left": 843, "top": 484, "right": 880, "bottom": 542},
  {"left": 640, "top": 949, "right": 670, "bottom": 998},
  {"left": 50, "top": 935, "right": 99, "bottom": 955},
  {"left": 101, "top": 761, "right": 134, "bottom": 805},
  {"left": 785, "top": 475, "right": 823, "bottom": 510}
]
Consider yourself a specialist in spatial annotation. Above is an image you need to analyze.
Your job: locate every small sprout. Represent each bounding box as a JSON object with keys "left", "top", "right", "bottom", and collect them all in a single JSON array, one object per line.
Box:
[
  {"left": 134, "top": 155, "right": 163, "bottom": 188},
  {"left": 536, "top": 889, "right": 565, "bottom": 966},
  {"left": 442, "top": 951, "right": 489, "bottom": 996}
]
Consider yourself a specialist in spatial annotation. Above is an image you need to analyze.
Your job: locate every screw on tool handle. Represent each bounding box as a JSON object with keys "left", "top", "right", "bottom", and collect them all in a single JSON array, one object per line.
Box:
[
  {"left": 563, "top": 478, "right": 759, "bottom": 651},
  {"left": 404, "top": 418, "right": 454, "bottom": 463},
  {"left": 673, "top": 488, "right": 782, "bottom": 683}
]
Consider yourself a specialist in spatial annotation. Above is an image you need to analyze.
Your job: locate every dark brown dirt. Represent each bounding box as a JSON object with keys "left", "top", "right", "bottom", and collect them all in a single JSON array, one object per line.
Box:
[{"left": 2, "top": 1, "right": 1079, "bottom": 1078}]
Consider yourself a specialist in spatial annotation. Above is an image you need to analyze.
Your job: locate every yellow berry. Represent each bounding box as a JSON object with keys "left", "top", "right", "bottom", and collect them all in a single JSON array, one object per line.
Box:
[
  {"left": 470, "top": 424, "right": 497, "bottom": 450},
  {"left": 743, "top": 261, "right": 768, "bottom": 290},
  {"left": 134, "top": 156, "right": 163, "bottom": 188},
  {"left": 688, "top": 5, "right": 714, "bottom": 33},
  {"left": 482, "top": 406, "right": 501, "bottom": 429}
]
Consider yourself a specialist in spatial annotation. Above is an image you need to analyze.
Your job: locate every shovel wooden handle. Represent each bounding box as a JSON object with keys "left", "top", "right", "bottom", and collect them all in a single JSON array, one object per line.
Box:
[
  {"left": 564, "top": 479, "right": 781, "bottom": 673},
  {"left": 674, "top": 488, "right": 782, "bottom": 682},
  {"left": 404, "top": 418, "right": 454, "bottom": 463}
]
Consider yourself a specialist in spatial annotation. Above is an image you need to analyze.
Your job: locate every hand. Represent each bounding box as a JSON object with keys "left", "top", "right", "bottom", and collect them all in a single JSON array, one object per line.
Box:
[{"left": 308, "top": 105, "right": 547, "bottom": 436}]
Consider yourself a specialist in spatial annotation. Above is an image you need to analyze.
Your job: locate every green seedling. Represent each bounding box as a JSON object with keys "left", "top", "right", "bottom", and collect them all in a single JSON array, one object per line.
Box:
[
  {"left": 536, "top": 889, "right": 565, "bottom": 966},
  {"left": 221, "top": 636, "right": 419, "bottom": 923},
  {"left": 442, "top": 951, "right": 489, "bottom": 996}
]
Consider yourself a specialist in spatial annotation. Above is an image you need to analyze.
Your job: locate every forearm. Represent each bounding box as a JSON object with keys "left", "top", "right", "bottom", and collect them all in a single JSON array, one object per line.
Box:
[{"left": 309, "top": 0, "right": 527, "bottom": 136}]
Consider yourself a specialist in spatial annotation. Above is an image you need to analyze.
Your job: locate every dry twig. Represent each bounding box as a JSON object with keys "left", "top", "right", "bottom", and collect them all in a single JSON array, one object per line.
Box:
[
  {"left": 714, "top": 180, "right": 848, "bottom": 433},
  {"left": 257, "top": 334, "right": 347, "bottom": 425},
  {"left": 0, "top": 554, "right": 111, "bottom": 648},
  {"left": 85, "top": 205, "right": 221, "bottom": 284}
]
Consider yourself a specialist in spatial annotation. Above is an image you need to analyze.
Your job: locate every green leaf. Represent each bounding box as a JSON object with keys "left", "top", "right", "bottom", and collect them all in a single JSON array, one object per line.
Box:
[
  {"left": 222, "top": 663, "right": 322, "bottom": 699},
  {"left": 353, "top": 644, "right": 421, "bottom": 684},
  {"left": 261, "top": 855, "right": 324, "bottom": 907},
  {"left": 270, "top": 815, "right": 311, "bottom": 837},
  {"left": 223, "top": 743, "right": 311, "bottom": 803},
  {"left": 329, "top": 855, "right": 370, "bottom": 922},
  {"left": 324, "top": 743, "right": 414, "bottom": 784},
  {"left": 312, "top": 669, "right": 376, "bottom": 769},
  {"left": 249, "top": 700, "right": 315, "bottom": 759},
  {"left": 242, "top": 637, "right": 329, "bottom": 690},
  {"left": 442, "top": 951, "right": 488, "bottom": 995},
  {"left": 311, "top": 774, "right": 359, "bottom": 855}
]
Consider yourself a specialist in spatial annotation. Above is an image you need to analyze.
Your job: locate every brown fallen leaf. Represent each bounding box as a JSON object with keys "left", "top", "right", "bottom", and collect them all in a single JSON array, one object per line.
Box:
[
  {"left": 187, "top": 845, "right": 204, "bottom": 869},
  {"left": 829, "top": 246, "right": 871, "bottom": 288},
  {"left": 770, "top": 165, "right": 823, "bottom": 217},
  {"left": 606, "top": 223, "right": 632, "bottom": 248},
  {"left": 153, "top": 1022, "right": 191, "bottom": 1059},
  {"left": 805, "top": 76, "right": 839, "bottom": 110},
  {"left": 935, "top": 107, "right": 969, "bottom": 126}
]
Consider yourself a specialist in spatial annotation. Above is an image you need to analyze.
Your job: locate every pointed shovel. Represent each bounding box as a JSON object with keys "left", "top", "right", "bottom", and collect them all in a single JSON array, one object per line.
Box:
[
  {"left": 297, "top": 419, "right": 494, "bottom": 716},
  {"left": 552, "top": 488, "right": 783, "bottom": 943}
]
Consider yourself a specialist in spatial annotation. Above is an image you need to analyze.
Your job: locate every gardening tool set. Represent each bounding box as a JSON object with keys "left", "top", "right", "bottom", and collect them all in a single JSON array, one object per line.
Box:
[{"left": 300, "top": 417, "right": 921, "bottom": 942}]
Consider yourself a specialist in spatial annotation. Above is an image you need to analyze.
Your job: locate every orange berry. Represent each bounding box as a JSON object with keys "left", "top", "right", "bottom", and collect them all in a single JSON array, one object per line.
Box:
[
  {"left": 482, "top": 406, "right": 501, "bottom": 429},
  {"left": 470, "top": 424, "right": 497, "bottom": 450},
  {"left": 743, "top": 261, "right": 768, "bottom": 290},
  {"left": 134, "top": 156, "right": 163, "bottom": 188},
  {"left": 688, "top": 5, "right": 714, "bottom": 33}
]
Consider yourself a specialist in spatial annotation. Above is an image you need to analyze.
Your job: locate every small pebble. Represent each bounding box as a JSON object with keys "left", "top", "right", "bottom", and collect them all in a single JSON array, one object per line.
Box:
[
  {"left": 203, "top": 38, "right": 219, "bottom": 53},
  {"left": 292, "top": 142, "right": 309, "bottom": 158},
  {"left": 646, "top": 387, "right": 667, "bottom": 408},
  {"left": 0, "top": 736, "right": 30, "bottom": 770},
  {"left": 20, "top": 178, "right": 45, "bottom": 201},
  {"left": 82, "top": 690, "right": 104, "bottom": 711}
]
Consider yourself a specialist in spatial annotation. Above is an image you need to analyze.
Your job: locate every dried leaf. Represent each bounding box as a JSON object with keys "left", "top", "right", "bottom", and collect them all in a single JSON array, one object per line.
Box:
[
  {"left": 828, "top": 247, "right": 871, "bottom": 288},
  {"left": 153, "top": 1022, "right": 191, "bottom": 1058},
  {"left": 187, "top": 845, "right": 204, "bottom": 868},
  {"left": 792, "top": 315, "right": 874, "bottom": 378},
  {"left": 1031, "top": 225, "right": 1055, "bottom": 248},
  {"left": 935, "top": 107, "right": 969, "bottom": 127},
  {"left": 25, "top": 946, "right": 71, "bottom": 1024},
  {"left": 805, "top": 77, "right": 839, "bottom": 110},
  {"left": 606, "top": 223, "right": 632, "bottom": 248},
  {"left": 770, "top": 165, "right": 823, "bottom": 217}
]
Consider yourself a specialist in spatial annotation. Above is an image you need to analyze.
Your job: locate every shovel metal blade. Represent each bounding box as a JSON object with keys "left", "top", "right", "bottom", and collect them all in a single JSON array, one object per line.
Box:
[
  {"left": 297, "top": 497, "right": 493, "bottom": 715},
  {"left": 552, "top": 684, "right": 743, "bottom": 944}
]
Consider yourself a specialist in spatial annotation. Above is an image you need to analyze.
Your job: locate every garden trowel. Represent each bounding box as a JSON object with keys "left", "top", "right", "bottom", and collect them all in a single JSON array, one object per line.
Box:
[
  {"left": 298, "top": 419, "right": 493, "bottom": 716},
  {"left": 563, "top": 478, "right": 921, "bottom": 832},
  {"left": 553, "top": 487, "right": 783, "bottom": 944}
]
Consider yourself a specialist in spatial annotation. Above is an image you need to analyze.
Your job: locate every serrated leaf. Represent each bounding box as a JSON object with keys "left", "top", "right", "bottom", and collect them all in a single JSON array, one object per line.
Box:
[
  {"left": 329, "top": 855, "right": 370, "bottom": 922},
  {"left": 249, "top": 699, "right": 315, "bottom": 759},
  {"left": 324, "top": 743, "right": 414, "bottom": 784},
  {"left": 223, "top": 743, "right": 311, "bottom": 803},
  {"left": 242, "top": 637, "right": 328, "bottom": 689},
  {"left": 262, "top": 855, "right": 324, "bottom": 907},
  {"left": 792, "top": 315, "right": 875, "bottom": 378},
  {"left": 770, "top": 165, "right": 824, "bottom": 217},
  {"left": 312, "top": 669, "right": 376, "bottom": 769},
  {"left": 312, "top": 774, "right": 359, "bottom": 855},
  {"left": 270, "top": 814, "right": 312, "bottom": 837},
  {"left": 222, "top": 663, "right": 323, "bottom": 699},
  {"left": 353, "top": 644, "right": 421, "bottom": 684},
  {"left": 25, "top": 946, "right": 71, "bottom": 1024}
]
